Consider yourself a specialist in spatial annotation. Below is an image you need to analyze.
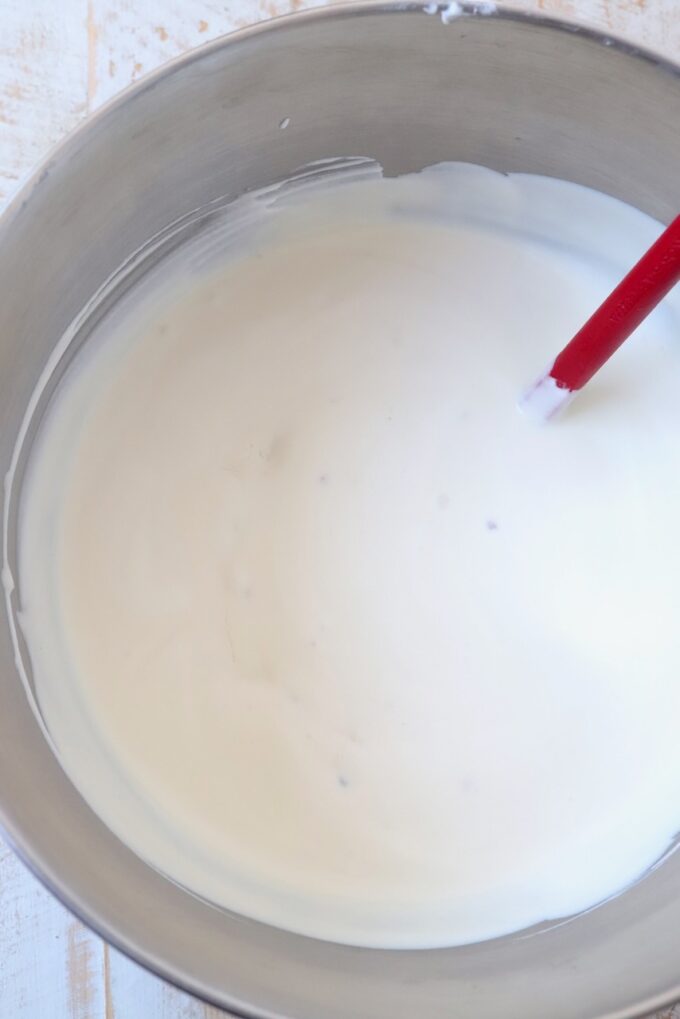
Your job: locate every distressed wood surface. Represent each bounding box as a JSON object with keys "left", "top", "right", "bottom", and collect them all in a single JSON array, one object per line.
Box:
[{"left": 1, "top": 1, "right": 679, "bottom": 1016}]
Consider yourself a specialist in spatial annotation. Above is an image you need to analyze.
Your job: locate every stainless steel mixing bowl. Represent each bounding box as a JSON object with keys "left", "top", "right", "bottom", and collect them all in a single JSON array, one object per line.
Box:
[{"left": 1, "top": 4, "right": 680, "bottom": 1017}]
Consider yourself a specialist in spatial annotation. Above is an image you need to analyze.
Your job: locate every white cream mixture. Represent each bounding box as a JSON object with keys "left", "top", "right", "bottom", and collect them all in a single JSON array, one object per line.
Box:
[{"left": 12, "top": 163, "right": 680, "bottom": 948}]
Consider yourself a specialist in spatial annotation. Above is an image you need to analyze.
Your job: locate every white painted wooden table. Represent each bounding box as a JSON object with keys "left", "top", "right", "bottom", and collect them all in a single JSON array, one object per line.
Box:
[{"left": 1, "top": 1, "right": 679, "bottom": 1016}]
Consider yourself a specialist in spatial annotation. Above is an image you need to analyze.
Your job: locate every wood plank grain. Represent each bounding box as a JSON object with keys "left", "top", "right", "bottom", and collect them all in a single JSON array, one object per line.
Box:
[
  {"left": 0, "top": 0, "right": 88, "bottom": 205},
  {"left": 0, "top": 841, "right": 106, "bottom": 1018}
]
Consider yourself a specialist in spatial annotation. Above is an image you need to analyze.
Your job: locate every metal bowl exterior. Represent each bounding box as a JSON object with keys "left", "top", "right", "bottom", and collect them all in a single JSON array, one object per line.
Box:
[{"left": 1, "top": 5, "right": 680, "bottom": 1017}]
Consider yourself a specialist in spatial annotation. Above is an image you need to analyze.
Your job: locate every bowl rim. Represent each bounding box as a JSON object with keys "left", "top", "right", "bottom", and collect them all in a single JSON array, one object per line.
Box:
[{"left": 1, "top": 4, "right": 679, "bottom": 1018}]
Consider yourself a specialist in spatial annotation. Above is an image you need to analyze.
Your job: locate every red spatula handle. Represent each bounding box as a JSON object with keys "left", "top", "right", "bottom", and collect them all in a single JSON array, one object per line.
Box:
[{"left": 550, "top": 215, "right": 680, "bottom": 392}]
